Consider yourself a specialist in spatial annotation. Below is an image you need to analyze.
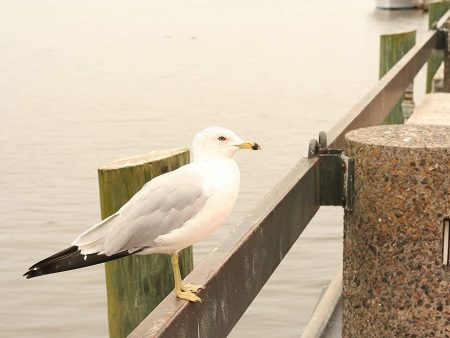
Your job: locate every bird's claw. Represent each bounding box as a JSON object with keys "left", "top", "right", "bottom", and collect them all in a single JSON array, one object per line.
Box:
[
  {"left": 181, "top": 282, "right": 205, "bottom": 293},
  {"left": 176, "top": 290, "right": 202, "bottom": 302}
]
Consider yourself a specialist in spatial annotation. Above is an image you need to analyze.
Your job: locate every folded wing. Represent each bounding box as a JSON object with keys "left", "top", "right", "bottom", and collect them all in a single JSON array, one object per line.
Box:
[
  {"left": 73, "top": 164, "right": 209, "bottom": 256},
  {"left": 24, "top": 164, "right": 210, "bottom": 278}
]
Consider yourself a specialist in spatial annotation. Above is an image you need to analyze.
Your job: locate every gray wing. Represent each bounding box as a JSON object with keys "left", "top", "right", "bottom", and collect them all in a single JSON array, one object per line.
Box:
[{"left": 73, "top": 165, "right": 209, "bottom": 256}]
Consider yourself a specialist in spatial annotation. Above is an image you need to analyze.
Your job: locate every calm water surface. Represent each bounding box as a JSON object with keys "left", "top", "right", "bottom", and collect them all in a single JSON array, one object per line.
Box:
[{"left": 1, "top": 1, "right": 428, "bottom": 337}]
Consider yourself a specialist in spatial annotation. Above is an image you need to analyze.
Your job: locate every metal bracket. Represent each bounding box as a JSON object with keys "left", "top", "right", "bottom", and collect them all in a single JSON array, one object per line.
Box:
[
  {"left": 308, "top": 131, "right": 354, "bottom": 211},
  {"left": 435, "top": 27, "right": 448, "bottom": 51}
]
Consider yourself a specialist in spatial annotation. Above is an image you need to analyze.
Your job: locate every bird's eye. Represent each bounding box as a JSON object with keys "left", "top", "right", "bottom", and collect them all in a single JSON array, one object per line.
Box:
[{"left": 218, "top": 136, "right": 226, "bottom": 141}]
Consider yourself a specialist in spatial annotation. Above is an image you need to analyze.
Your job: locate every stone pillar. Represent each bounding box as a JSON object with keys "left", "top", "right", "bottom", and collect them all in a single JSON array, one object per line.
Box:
[{"left": 343, "top": 124, "right": 450, "bottom": 337}]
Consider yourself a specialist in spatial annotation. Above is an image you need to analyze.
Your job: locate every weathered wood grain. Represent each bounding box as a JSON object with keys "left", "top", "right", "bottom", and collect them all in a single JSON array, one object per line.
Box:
[
  {"left": 98, "top": 148, "right": 193, "bottom": 338},
  {"left": 379, "top": 30, "right": 416, "bottom": 124},
  {"left": 426, "top": 1, "right": 450, "bottom": 92}
]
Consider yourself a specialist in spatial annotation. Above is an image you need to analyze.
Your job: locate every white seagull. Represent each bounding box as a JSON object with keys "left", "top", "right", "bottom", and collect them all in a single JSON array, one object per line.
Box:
[{"left": 24, "top": 127, "right": 260, "bottom": 302}]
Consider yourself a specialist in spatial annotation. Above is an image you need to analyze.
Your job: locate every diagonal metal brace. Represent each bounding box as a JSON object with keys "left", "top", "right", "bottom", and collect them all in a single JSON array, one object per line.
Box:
[{"left": 308, "top": 131, "right": 354, "bottom": 211}]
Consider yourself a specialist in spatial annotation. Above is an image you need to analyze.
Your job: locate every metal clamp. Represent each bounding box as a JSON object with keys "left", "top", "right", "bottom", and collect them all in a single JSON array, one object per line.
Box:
[
  {"left": 435, "top": 27, "right": 449, "bottom": 52},
  {"left": 308, "top": 131, "right": 354, "bottom": 211}
]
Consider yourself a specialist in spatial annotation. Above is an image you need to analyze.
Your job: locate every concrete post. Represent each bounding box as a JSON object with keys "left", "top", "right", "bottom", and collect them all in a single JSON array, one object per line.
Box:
[{"left": 343, "top": 124, "right": 450, "bottom": 337}]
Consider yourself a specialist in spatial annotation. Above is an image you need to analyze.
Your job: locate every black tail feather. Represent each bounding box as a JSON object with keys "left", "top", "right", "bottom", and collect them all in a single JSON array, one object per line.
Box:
[
  {"left": 28, "top": 246, "right": 78, "bottom": 270},
  {"left": 24, "top": 247, "right": 133, "bottom": 279}
]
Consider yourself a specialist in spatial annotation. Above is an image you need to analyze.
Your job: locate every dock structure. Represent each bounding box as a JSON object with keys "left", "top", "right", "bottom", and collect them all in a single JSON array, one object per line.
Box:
[
  {"left": 93, "top": 5, "right": 450, "bottom": 338},
  {"left": 408, "top": 92, "right": 450, "bottom": 125},
  {"left": 375, "top": 0, "right": 418, "bottom": 10},
  {"left": 304, "top": 4, "right": 450, "bottom": 337}
]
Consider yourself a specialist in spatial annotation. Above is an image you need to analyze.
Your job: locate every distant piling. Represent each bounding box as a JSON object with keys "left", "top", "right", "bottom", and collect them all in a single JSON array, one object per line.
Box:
[
  {"left": 98, "top": 149, "right": 193, "bottom": 338},
  {"left": 379, "top": 30, "right": 416, "bottom": 123},
  {"left": 343, "top": 124, "right": 450, "bottom": 337},
  {"left": 427, "top": 1, "right": 450, "bottom": 92},
  {"left": 443, "top": 19, "right": 450, "bottom": 92}
]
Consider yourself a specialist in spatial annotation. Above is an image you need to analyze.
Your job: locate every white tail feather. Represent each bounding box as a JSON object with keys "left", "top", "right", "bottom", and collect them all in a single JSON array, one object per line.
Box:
[{"left": 72, "top": 213, "right": 120, "bottom": 254}]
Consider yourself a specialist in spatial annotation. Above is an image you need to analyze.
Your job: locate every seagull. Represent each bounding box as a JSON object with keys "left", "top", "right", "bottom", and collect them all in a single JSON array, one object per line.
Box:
[{"left": 24, "top": 127, "right": 260, "bottom": 302}]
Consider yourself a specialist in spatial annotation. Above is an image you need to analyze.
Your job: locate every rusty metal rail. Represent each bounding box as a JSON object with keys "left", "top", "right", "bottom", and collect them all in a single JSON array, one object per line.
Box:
[
  {"left": 128, "top": 8, "right": 450, "bottom": 338},
  {"left": 329, "top": 9, "right": 450, "bottom": 149},
  {"left": 130, "top": 158, "right": 320, "bottom": 337}
]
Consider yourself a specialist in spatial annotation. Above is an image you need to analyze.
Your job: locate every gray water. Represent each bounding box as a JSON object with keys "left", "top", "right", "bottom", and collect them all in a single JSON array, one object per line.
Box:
[{"left": 1, "top": 1, "right": 428, "bottom": 337}]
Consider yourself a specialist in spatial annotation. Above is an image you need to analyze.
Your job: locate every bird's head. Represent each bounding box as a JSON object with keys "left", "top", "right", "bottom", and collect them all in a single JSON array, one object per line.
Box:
[{"left": 192, "top": 127, "right": 260, "bottom": 162}]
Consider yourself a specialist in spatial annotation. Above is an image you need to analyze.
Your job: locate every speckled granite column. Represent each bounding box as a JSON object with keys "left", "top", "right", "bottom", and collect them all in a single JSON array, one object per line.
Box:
[{"left": 343, "top": 124, "right": 450, "bottom": 338}]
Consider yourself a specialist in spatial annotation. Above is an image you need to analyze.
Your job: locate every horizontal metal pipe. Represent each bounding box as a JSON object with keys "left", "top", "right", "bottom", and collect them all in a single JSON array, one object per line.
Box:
[{"left": 300, "top": 268, "right": 342, "bottom": 338}]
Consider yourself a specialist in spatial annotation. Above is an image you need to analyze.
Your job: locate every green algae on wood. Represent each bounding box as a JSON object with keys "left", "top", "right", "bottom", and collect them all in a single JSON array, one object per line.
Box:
[
  {"left": 379, "top": 30, "right": 416, "bottom": 124},
  {"left": 98, "top": 148, "right": 193, "bottom": 338},
  {"left": 426, "top": 1, "right": 450, "bottom": 93},
  {"left": 444, "top": 20, "right": 450, "bottom": 92}
]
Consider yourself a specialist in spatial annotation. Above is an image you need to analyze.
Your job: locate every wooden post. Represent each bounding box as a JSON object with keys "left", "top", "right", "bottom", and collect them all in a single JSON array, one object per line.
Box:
[
  {"left": 443, "top": 20, "right": 450, "bottom": 91},
  {"left": 379, "top": 30, "right": 416, "bottom": 124},
  {"left": 343, "top": 125, "right": 450, "bottom": 337},
  {"left": 426, "top": 1, "right": 450, "bottom": 93},
  {"left": 98, "top": 148, "right": 193, "bottom": 338}
]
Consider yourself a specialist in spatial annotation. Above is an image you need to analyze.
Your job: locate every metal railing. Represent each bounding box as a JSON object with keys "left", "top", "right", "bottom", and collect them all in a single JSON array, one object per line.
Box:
[{"left": 128, "top": 8, "right": 450, "bottom": 338}]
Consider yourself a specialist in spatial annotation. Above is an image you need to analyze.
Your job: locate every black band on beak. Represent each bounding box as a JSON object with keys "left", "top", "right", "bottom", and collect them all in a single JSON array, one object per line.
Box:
[{"left": 251, "top": 142, "right": 260, "bottom": 150}]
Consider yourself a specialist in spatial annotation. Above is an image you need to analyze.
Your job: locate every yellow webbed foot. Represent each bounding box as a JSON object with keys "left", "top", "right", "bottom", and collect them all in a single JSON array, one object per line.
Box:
[
  {"left": 181, "top": 283, "right": 205, "bottom": 293},
  {"left": 171, "top": 253, "right": 204, "bottom": 302},
  {"left": 176, "top": 289, "right": 202, "bottom": 302}
]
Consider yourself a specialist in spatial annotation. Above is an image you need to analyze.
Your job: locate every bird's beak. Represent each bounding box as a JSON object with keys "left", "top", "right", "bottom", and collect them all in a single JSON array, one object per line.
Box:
[{"left": 235, "top": 141, "right": 261, "bottom": 150}]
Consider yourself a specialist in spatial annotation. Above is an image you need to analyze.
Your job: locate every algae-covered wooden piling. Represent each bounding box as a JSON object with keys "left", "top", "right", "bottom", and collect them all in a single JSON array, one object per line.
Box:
[
  {"left": 427, "top": 1, "right": 450, "bottom": 92},
  {"left": 443, "top": 20, "right": 450, "bottom": 92},
  {"left": 98, "top": 149, "right": 193, "bottom": 338},
  {"left": 379, "top": 30, "right": 416, "bottom": 124},
  {"left": 343, "top": 125, "right": 450, "bottom": 337}
]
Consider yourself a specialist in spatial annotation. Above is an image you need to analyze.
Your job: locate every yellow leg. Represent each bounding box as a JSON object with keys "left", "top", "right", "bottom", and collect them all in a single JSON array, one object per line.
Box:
[{"left": 171, "top": 253, "right": 204, "bottom": 302}]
